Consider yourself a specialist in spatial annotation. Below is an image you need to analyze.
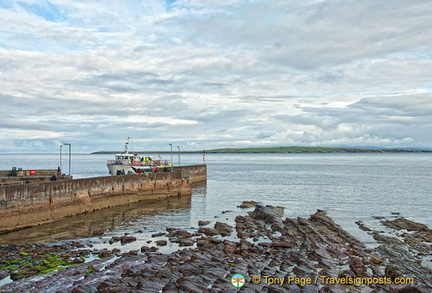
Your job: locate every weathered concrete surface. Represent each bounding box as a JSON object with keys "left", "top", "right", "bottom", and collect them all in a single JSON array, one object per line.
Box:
[
  {"left": 0, "top": 172, "right": 191, "bottom": 232},
  {"left": 1, "top": 205, "right": 429, "bottom": 292},
  {"left": 174, "top": 164, "right": 207, "bottom": 183}
]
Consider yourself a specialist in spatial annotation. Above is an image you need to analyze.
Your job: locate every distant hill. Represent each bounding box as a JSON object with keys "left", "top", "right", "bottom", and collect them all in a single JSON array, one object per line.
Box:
[{"left": 91, "top": 146, "right": 432, "bottom": 154}]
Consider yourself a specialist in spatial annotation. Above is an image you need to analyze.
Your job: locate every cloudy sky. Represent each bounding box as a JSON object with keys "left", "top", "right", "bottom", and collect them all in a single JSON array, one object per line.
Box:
[{"left": 1, "top": 0, "right": 432, "bottom": 153}]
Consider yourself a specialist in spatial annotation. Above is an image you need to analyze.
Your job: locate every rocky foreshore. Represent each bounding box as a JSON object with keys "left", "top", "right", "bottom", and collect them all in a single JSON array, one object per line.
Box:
[{"left": 1, "top": 204, "right": 431, "bottom": 293}]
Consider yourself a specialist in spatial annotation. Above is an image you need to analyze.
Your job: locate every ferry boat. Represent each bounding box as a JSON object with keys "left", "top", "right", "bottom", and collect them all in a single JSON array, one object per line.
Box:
[{"left": 107, "top": 138, "right": 171, "bottom": 175}]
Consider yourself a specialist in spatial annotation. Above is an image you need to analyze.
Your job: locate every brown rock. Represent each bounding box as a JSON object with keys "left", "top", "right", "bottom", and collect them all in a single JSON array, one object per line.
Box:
[
  {"left": 72, "top": 284, "right": 98, "bottom": 293},
  {"left": 392, "top": 284, "right": 424, "bottom": 293},
  {"left": 198, "top": 220, "right": 210, "bottom": 226},
  {"left": 214, "top": 221, "right": 233, "bottom": 237},
  {"left": 179, "top": 239, "right": 194, "bottom": 247},
  {"left": 120, "top": 235, "right": 137, "bottom": 244},
  {"left": 198, "top": 227, "right": 219, "bottom": 236},
  {"left": 349, "top": 256, "right": 365, "bottom": 276},
  {"left": 98, "top": 249, "right": 112, "bottom": 258},
  {"left": 370, "top": 256, "right": 382, "bottom": 265},
  {"left": 224, "top": 243, "right": 237, "bottom": 254},
  {"left": 238, "top": 200, "right": 257, "bottom": 208},
  {"left": 141, "top": 246, "right": 151, "bottom": 252},
  {"left": 156, "top": 240, "right": 168, "bottom": 246},
  {"left": 385, "top": 264, "right": 403, "bottom": 280}
]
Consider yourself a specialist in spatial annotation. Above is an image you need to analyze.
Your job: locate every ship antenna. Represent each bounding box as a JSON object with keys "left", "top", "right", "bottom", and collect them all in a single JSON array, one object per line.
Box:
[{"left": 125, "top": 137, "right": 130, "bottom": 154}]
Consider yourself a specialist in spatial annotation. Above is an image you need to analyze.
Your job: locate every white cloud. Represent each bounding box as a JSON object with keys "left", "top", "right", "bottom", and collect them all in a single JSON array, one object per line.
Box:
[{"left": 0, "top": 0, "right": 432, "bottom": 152}]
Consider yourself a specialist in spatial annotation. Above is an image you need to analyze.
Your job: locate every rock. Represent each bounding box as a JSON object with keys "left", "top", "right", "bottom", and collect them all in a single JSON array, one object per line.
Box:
[
  {"left": 214, "top": 221, "right": 233, "bottom": 237},
  {"left": 156, "top": 240, "right": 168, "bottom": 246},
  {"left": 224, "top": 243, "right": 237, "bottom": 254},
  {"left": 72, "top": 258, "right": 85, "bottom": 264},
  {"left": 385, "top": 264, "right": 403, "bottom": 280},
  {"left": 239, "top": 239, "right": 252, "bottom": 251},
  {"left": 0, "top": 270, "right": 9, "bottom": 280},
  {"left": 250, "top": 205, "right": 284, "bottom": 224},
  {"left": 349, "top": 256, "right": 365, "bottom": 276},
  {"left": 271, "top": 241, "right": 291, "bottom": 248},
  {"left": 179, "top": 239, "right": 194, "bottom": 247},
  {"left": 141, "top": 246, "right": 151, "bottom": 252},
  {"left": 198, "top": 227, "right": 219, "bottom": 236},
  {"left": 112, "top": 248, "right": 121, "bottom": 254},
  {"left": 108, "top": 236, "right": 121, "bottom": 244},
  {"left": 152, "top": 232, "right": 166, "bottom": 237},
  {"left": 176, "top": 276, "right": 209, "bottom": 293},
  {"left": 392, "top": 284, "right": 424, "bottom": 293},
  {"left": 71, "top": 284, "right": 98, "bottom": 293},
  {"left": 120, "top": 235, "right": 137, "bottom": 244},
  {"left": 370, "top": 256, "right": 382, "bottom": 265},
  {"left": 98, "top": 249, "right": 112, "bottom": 258},
  {"left": 198, "top": 220, "right": 210, "bottom": 226},
  {"left": 238, "top": 200, "right": 257, "bottom": 208}
]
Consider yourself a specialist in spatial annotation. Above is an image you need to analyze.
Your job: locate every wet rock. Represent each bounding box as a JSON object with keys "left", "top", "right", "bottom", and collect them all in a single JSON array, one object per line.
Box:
[
  {"left": 382, "top": 218, "right": 429, "bottom": 232},
  {"left": 141, "top": 246, "right": 152, "bottom": 252},
  {"left": 348, "top": 256, "right": 366, "bottom": 276},
  {"left": 108, "top": 236, "right": 121, "bottom": 244},
  {"left": 239, "top": 239, "right": 252, "bottom": 252},
  {"left": 370, "top": 256, "right": 382, "bottom": 265},
  {"left": 111, "top": 248, "right": 121, "bottom": 254},
  {"left": 72, "top": 258, "right": 85, "bottom": 264},
  {"left": 156, "top": 240, "right": 168, "bottom": 246},
  {"left": 152, "top": 232, "right": 166, "bottom": 237},
  {"left": 71, "top": 284, "right": 98, "bottom": 293},
  {"left": 224, "top": 243, "right": 237, "bottom": 254},
  {"left": 0, "top": 270, "right": 9, "bottom": 279},
  {"left": 385, "top": 264, "right": 403, "bottom": 280},
  {"left": 179, "top": 239, "right": 194, "bottom": 247},
  {"left": 98, "top": 249, "right": 112, "bottom": 258},
  {"left": 198, "top": 227, "right": 219, "bottom": 236},
  {"left": 238, "top": 200, "right": 257, "bottom": 208},
  {"left": 214, "top": 221, "right": 233, "bottom": 237},
  {"left": 391, "top": 284, "right": 425, "bottom": 293},
  {"left": 120, "top": 235, "right": 137, "bottom": 244},
  {"left": 198, "top": 220, "right": 210, "bottom": 226},
  {"left": 250, "top": 205, "right": 284, "bottom": 224},
  {"left": 176, "top": 276, "right": 209, "bottom": 292}
]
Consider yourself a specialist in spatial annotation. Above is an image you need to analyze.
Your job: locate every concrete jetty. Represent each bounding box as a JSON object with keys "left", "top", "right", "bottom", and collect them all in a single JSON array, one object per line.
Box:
[{"left": 0, "top": 165, "right": 206, "bottom": 232}]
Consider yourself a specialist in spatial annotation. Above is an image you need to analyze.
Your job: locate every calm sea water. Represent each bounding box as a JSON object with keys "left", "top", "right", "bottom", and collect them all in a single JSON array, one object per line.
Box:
[{"left": 0, "top": 152, "right": 431, "bottom": 246}]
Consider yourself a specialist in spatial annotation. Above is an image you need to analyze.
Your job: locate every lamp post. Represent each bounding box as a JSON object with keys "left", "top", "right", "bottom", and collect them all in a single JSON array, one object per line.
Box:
[
  {"left": 177, "top": 146, "right": 180, "bottom": 166},
  {"left": 63, "top": 143, "right": 71, "bottom": 177},
  {"left": 169, "top": 143, "right": 173, "bottom": 171},
  {"left": 59, "top": 144, "right": 63, "bottom": 173}
]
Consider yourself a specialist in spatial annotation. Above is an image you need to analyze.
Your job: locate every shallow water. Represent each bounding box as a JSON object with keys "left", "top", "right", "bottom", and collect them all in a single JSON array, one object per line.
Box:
[{"left": 0, "top": 152, "right": 431, "bottom": 247}]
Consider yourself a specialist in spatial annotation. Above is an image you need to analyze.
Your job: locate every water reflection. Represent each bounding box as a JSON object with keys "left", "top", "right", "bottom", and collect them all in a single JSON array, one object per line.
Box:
[{"left": 0, "top": 193, "right": 193, "bottom": 245}]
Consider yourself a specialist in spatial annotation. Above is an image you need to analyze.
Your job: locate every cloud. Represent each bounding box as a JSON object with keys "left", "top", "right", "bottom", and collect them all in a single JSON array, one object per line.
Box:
[{"left": 0, "top": 0, "right": 432, "bottom": 152}]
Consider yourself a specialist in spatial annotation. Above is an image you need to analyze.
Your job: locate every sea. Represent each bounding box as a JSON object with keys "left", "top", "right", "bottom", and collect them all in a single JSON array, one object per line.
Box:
[{"left": 0, "top": 152, "right": 431, "bottom": 249}]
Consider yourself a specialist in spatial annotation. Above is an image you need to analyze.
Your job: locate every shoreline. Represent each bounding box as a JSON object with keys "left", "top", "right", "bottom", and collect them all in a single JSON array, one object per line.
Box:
[{"left": 1, "top": 203, "right": 431, "bottom": 292}]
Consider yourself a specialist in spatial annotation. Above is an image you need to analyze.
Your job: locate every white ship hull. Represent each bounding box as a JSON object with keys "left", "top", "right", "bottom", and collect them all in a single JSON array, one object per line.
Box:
[
  {"left": 107, "top": 138, "right": 171, "bottom": 176},
  {"left": 107, "top": 164, "right": 154, "bottom": 176}
]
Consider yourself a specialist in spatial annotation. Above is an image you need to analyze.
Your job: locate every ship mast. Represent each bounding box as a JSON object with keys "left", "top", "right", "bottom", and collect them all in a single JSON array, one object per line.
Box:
[{"left": 125, "top": 137, "right": 130, "bottom": 154}]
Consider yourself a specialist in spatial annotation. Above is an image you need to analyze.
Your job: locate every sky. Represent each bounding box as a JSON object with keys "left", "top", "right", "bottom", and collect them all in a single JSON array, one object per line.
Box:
[{"left": 1, "top": 0, "right": 432, "bottom": 153}]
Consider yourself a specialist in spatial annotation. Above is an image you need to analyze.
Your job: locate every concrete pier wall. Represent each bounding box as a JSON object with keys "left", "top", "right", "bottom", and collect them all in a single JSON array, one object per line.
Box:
[
  {"left": 174, "top": 164, "right": 207, "bottom": 183},
  {"left": 0, "top": 172, "right": 192, "bottom": 232}
]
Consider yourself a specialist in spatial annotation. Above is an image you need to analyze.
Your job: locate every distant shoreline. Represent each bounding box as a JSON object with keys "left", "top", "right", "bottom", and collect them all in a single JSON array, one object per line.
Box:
[{"left": 91, "top": 146, "right": 432, "bottom": 154}]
